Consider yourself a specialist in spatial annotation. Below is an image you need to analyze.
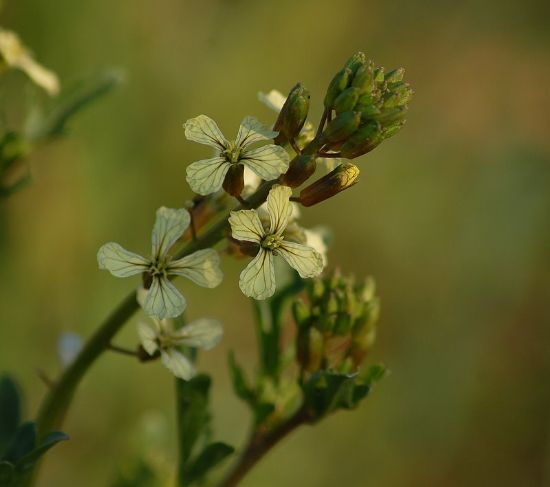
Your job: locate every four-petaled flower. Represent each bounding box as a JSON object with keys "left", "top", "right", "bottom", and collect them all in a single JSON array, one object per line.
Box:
[
  {"left": 138, "top": 317, "right": 223, "bottom": 380},
  {"left": 229, "top": 184, "right": 324, "bottom": 300},
  {"left": 184, "top": 115, "right": 290, "bottom": 195},
  {"left": 97, "top": 207, "right": 223, "bottom": 319}
]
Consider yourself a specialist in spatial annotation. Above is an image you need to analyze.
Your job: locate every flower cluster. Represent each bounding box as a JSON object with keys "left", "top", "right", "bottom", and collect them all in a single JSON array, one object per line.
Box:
[{"left": 96, "top": 51, "right": 411, "bottom": 380}]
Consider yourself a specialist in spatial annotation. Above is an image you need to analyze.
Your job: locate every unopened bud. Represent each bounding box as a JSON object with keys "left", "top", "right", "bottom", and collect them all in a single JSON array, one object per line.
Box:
[
  {"left": 222, "top": 163, "right": 245, "bottom": 197},
  {"left": 384, "top": 67, "right": 405, "bottom": 83},
  {"left": 321, "top": 111, "right": 361, "bottom": 144},
  {"left": 344, "top": 52, "right": 367, "bottom": 76},
  {"left": 292, "top": 299, "right": 311, "bottom": 328},
  {"left": 299, "top": 162, "right": 360, "bottom": 207},
  {"left": 351, "top": 61, "right": 375, "bottom": 92},
  {"left": 333, "top": 87, "right": 361, "bottom": 114},
  {"left": 340, "top": 121, "right": 382, "bottom": 159},
  {"left": 310, "top": 278, "right": 325, "bottom": 302},
  {"left": 372, "top": 106, "right": 408, "bottom": 124},
  {"left": 282, "top": 154, "right": 317, "bottom": 188},
  {"left": 274, "top": 83, "right": 310, "bottom": 145},
  {"left": 324, "top": 68, "right": 351, "bottom": 109},
  {"left": 297, "top": 327, "right": 324, "bottom": 372},
  {"left": 333, "top": 312, "right": 353, "bottom": 335}
]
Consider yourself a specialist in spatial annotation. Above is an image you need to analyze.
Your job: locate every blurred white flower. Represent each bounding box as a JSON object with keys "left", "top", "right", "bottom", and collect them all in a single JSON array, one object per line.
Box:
[
  {"left": 138, "top": 317, "right": 223, "bottom": 380},
  {"left": 0, "top": 28, "right": 59, "bottom": 96}
]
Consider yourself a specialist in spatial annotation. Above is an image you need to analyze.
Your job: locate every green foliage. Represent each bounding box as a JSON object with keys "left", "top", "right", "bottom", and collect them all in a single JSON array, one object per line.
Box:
[
  {"left": 176, "top": 375, "right": 234, "bottom": 486},
  {"left": 0, "top": 375, "right": 69, "bottom": 486}
]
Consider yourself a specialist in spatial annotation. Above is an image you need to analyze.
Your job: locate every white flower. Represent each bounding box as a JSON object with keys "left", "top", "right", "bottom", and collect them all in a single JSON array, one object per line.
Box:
[
  {"left": 229, "top": 184, "right": 324, "bottom": 300},
  {"left": 0, "top": 28, "right": 59, "bottom": 96},
  {"left": 138, "top": 317, "right": 223, "bottom": 380},
  {"left": 97, "top": 207, "right": 223, "bottom": 319},
  {"left": 184, "top": 115, "right": 290, "bottom": 196}
]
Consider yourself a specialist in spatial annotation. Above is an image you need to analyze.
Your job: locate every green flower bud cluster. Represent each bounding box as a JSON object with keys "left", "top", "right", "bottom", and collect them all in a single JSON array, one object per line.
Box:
[
  {"left": 321, "top": 52, "right": 413, "bottom": 158},
  {"left": 294, "top": 270, "right": 380, "bottom": 376}
]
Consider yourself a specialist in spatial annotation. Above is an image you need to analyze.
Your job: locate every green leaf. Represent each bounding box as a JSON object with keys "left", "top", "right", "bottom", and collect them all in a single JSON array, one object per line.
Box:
[
  {"left": 302, "top": 370, "right": 374, "bottom": 419},
  {"left": 3, "top": 423, "right": 36, "bottom": 464},
  {"left": 24, "top": 70, "right": 123, "bottom": 142},
  {"left": 16, "top": 431, "right": 69, "bottom": 471},
  {"left": 182, "top": 442, "right": 234, "bottom": 486},
  {"left": 228, "top": 352, "right": 255, "bottom": 405},
  {"left": 0, "top": 461, "right": 15, "bottom": 486},
  {"left": 0, "top": 376, "right": 21, "bottom": 455},
  {"left": 176, "top": 375, "right": 211, "bottom": 466}
]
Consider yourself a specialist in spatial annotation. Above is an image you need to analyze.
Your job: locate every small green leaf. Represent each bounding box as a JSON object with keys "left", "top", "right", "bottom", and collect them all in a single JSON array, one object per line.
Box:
[
  {"left": 0, "top": 376, "right": 21, "bottom": 455},
  {"left": 228, "top": 352, "right": 255, "bottom": 405},
  {"left": 176, "top": 375, "right": 211, "bottom": 465},
  {"left": 0, "top": 461, "right": 15, "bottom": 486},
  {"left": 182, "top": 442, "right": 234, "bottom": 485},
  {"left": 303, "top": 371, "right": 375, "bottom": 419},
  {"left": 16, "top": 431, "right": 69, "bottom": 471},
  {"left": 3, "top": 423, "right": 36, "bottom": 464}
]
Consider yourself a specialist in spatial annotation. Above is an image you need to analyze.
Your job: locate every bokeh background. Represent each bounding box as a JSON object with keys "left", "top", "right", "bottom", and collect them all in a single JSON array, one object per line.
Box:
[{"left": 1, "top": 0, "right": 550, "bottom": 485}]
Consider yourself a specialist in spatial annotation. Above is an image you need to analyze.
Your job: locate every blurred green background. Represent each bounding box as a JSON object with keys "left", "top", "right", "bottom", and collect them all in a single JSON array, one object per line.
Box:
[{"left": 1, "top": 0, "right": 550, "bottom": 485}]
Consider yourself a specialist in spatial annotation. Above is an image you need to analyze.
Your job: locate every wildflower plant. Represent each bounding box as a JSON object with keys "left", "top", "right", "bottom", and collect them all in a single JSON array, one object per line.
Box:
[{"left": 1, "top": 48, "right": 413, "bottom": 487}]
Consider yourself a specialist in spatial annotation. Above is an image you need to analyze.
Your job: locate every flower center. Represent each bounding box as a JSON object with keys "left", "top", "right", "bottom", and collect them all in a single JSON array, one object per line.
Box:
[
  {"left": 261, "top": 234, "right": 283, "bottom": 250},
  {"left": 222, "top": 142, "right": 242, "bottom": 164}
]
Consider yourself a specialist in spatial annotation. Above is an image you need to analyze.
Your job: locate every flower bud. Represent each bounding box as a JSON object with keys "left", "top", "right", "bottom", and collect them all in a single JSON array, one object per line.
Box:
[
  {"left": 297, "top": 327, "right": 324, "bottom": 372},
  {"left": 372, "top": 106, "right": 408, "bottom": 124},
  {"left": 333, "top": 87, "right": 361, "bottom": 114},
  {"left": 310, "top": 278, "right": 325, "bottom": 302},
  {"left": 299, "top": 162, "right": 360, "bottom": 207},
  {"left": 292, "top": 299, "right": 311, "bottom": 328},
  {"left": 351, "top": 61, "right": 375, "bottom": 93},
  {"left": 384, "top": 67, "right": 405, "bottom": 83},
  {"left": 274, "top": 83, "right": 311, "bottom": 145},
  {"left": 222, "top": 163, "right": 244, "bottom": 197},
  {"left": 282, "top": 154, "right": 317, "bottom": 188},
  {"left": 344, "top": 52, "right": 367, "bottom": 76},
  {"left": 340, "top": 121, "right": 383, "bottom": 159},
  {"left": 324, "top": 68, "right": 351, "bottom": 109},
  {"left": 320, "top": 111, "right": 361, "bottom": 144}
]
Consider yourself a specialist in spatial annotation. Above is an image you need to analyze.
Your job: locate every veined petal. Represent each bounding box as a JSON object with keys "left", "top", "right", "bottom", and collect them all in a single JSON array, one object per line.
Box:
[
  {"left": 235, "top": 116, "right": 278, "bottom": 148},
  {"left": 241, "top": 145, "right": 289, "bottom": 181},
  {"left": 277, "top": 240, "right": 324, "bottom": 278},
  {"left": 177, "top": 319, "right": 223, "bottom": 350},
  {"left": 143, "top": 277, "right": 186, "bottom": 319},
  {"left": 97, "top": 242, "right": 149, "bottom": 277},
  {"left": 239, "top": 248, "right": 276, "bottom": 300},
  {"left": 257, "top": 89, "right": 286, "bottom": 112},
  {"left": 229, "top": 210, "right": 264, "bottom": 243},
  {"left": 186, "top": 157, "right": 231, "bottom": 196},
  {"left": 265, "top": 184, "right": 293, "bottom": 236},
  {"left": 151, "top": 207, "right": 190, "bottom": 259},
  {"left": 167, "top": 248, "right": 223, "bottom": 288},
  {"left": 160, "top": 349, "right": 196, "bottom": 380},
  {"left": 137, "top": 322, "right": 159, "bottom": 356},
  {"left": 184, "top": 115, "right": 228, "bottom": 150}
]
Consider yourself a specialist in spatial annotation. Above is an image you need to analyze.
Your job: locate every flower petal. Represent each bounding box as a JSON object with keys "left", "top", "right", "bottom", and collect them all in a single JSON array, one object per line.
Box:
[
  {"left": 137, "top": 322, "right": 159, "bottom": 356},
  {"left": 257, "top": 89, "right": 286, "bottom": 112},
  {"left": 143, "top": 277, "right": 186, "bottom": 319},
  {"left": 239, "top": 248, "right": 276, "bottom": 300},
  {"left": 186, "top": 157, "right": 231, "bottom": 196},
  {"left": 160, "top": 349, "right": 196, "bottom": 380},
  {"left": 184, "top": 115, "right": 228, "bottom": 150},
  {"left": 235, "top": 116, "right": 278, "bottom": 148},
  {"left": 277, "top": 240, "right": 324, "bottom": 278},
  {"left": 265, "top": 184, "right": 293, "bottom": 236},
  {"left": 241, "top": 144, "right": 289, "bottom": 181},
  {"left": 97, "top": 242, "right": 149, "bottom": 277},
  {"left": 229, "top": 209, "right": 264, "bottom": 243},
  {"left": 168, "top": 248, "right": 223, "bottom": 288},
  {"left": 151, "top": 207, "right": 190, "bottom": 259},
  {"left": 177, "top": 319, "right": 223, "bottom": 350}
]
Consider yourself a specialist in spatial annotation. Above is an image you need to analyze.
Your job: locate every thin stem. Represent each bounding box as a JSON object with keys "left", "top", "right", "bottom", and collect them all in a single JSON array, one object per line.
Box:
[
  {"left": 289, "top": 196, "right": 301, "bottom": 203},
  {"left": 289, "top": 138, "right": 301, "bottom": 155},
  {"left": 317, "top": 151, "right": 342, "bottom": 158},
  {"left": 218, "top": 408, "right": 310, "bottom": 487},
  {"left": 108, "top": 343, "right": 139, "bottom": 357},
  {"left": 316, "top": 108, "right": 328, "bottom": 138}
]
